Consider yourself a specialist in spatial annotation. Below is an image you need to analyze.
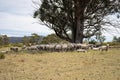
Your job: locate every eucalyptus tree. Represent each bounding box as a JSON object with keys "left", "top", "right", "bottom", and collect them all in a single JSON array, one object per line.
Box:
[
  {"left": 30, "top": 33, "right": 40, "bottom": 44},
  {"left": 34, "top": 0, "right": 120, "bottom": 43},
  {"left": 0, "top": 35, "right": 9, "bottom": 46},
  {"left": 22, "top": 33, "right": 40, "bottom": 45},
  {"left": 22, "top": 36, "right": 30, "bottom": 45}
]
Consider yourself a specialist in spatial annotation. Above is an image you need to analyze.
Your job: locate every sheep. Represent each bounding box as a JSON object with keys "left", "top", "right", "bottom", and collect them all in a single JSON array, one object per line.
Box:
[
  {"left": 76, "top": 44, "right": 89, "bottom": 53},
  {"left": 94, "top": 43, "right": 102, "bottom": 47},
  {"left": 55, "top": 44, "right": 62, "bottom": 52},
  {"left": 1, "top": 50, "right": 9, "bottom": 53},
  {"left": 27, "top": 45, "right": 38, "bottom": 51},
  {"left": 80, "top": 44, "right": 90, "bottom": 50},
  {"left": 10, "top": 47, "right": 18, "bottom": 52},
  {"left": 74, "top": 43, "right": 82, "bottom": 49},
  {"left": 76, "top": 49, "right": 87, "bottom": 53},
  {"left": 61, "top": 44, "right": 68, "bottom": 51},
  {"left": 45, "top": 44, "right": 50, "bottom": 51},
  {"left": 67, "top": 43, "right": 75, "bottom": 51},
  {"left": 88, "top": 44, "right": 94, "bottom": 49},
  {"left": 99, "top": 44, "right": 109, "bottom": 51},
  {"left": 21, "top": 45, "right": 26, "bottom": 50},
  {"left": 48, "top": 44, "right": 56, "bottom": 52},
  {"left": 92, "top": 47, "right": 100, "bottom": 51},
  {"left": 37, "top": 44, "right": 46, "bottom": 51}
]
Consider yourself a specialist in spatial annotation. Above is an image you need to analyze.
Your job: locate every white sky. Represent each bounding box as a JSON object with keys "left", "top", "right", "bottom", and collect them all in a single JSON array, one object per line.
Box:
[
  {"left": 0, "top": 0, "right": 54, "bottom": 37},
  {"left": 0, "top": 0, "right": 120, "bottom": 41}
]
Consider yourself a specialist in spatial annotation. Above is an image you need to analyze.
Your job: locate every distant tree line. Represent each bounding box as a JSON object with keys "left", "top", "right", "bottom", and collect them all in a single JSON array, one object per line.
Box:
[
  {"left": 22, "top": 33, "right": 106, "bottom": 45},
  {"left": 1, "top": 33, "right": 120, "bottom": 47},
  {"left": 22, "top": 33, "right": 68, "bottom": 45}
]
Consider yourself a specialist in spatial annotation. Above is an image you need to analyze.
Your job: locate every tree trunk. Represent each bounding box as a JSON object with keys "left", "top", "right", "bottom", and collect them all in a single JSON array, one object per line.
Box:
[
  {"left": 75, "top": 17, "right": 84, "bottom": 43},
  {"left": 71, "top": 22, "right": 76, "bottom": 43},
  {"left": 74, "top": 1, "right": 84, "bottom": 43}
]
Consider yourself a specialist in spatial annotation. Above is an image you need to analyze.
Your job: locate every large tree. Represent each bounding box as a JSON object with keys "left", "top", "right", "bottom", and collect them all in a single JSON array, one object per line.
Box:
[{"left": 33, "top": 0, "right": 120, "bottom": 43}]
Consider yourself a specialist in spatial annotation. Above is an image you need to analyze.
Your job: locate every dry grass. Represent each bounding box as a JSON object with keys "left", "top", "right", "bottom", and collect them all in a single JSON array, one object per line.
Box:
[{"left": 0, "top": 49, "right": 120, "bottom": 80}]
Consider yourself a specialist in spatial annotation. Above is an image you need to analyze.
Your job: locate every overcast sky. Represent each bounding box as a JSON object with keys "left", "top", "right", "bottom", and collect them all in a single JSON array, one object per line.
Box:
[
  {"left": 0, "top": 0, "right": 54, "bottom": 37},
  {"left": 0, "top": 0, "right": 120, "bottom": 41}
]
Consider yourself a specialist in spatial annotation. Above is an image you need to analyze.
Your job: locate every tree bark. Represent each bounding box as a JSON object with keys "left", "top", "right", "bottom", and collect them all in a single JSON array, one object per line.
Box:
[
  {"left": 74, "top": 0, "right": 85, "bottom": 43},
  {"left": 75, "top": 16, "right": 84, "bottom": 43},
  {"left": 71, "top": 22, "right": 76, "bottom": 43}
]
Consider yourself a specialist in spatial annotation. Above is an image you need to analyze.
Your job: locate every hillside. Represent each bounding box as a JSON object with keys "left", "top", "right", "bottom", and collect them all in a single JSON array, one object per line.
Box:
[
  {"left": 9, "top": 37, "right": 23, "bottom": 43},
  {"left": 9, "top": 36, "right": 44, "bottom": 43}
]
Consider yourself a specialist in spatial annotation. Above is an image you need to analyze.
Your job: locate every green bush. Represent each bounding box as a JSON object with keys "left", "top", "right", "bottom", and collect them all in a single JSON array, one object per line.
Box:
[
  {"left": 103, "top": 42, "right": 120, "bottom": 46},
  {"left": 40, "top": 34, "right": 69, "bottom": 44},
  {"left": 95, "top": 42, "right": 120, "bottom": 47},
  {"left": 0, "top": 53, "right": 5, "bottom": 59},
  {"left": 10, "top": 43, "right": 23, "bottom": 47}
]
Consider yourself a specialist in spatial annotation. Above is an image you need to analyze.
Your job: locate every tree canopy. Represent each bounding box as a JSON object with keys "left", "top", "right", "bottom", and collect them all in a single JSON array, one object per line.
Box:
[
  {"left": 34, "top": 0, "right": 120, "bottom": 43},
  {"left": 0, "top": 35, "right": 9, "bottom": 46},
  {"left": 22, "top": 33, "right": 41, "bottom": 45}
]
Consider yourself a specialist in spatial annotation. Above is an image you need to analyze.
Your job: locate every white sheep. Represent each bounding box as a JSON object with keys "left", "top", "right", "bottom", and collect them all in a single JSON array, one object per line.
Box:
[
  {"left": 92, "top": 47, "right": 100, "bottom": 51},
  {"left": 1, "top": 50, "right": 9, "bottom": 53},
  {"left": 77, "top": 49, "right": 87, "bottom": 53},
  {"left": 99, "top": 44, "right": 109, "bottom": 51}
]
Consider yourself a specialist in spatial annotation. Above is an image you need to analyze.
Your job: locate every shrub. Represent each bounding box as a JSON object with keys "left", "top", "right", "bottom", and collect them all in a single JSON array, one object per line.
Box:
[
  {"left": 40, "top": 34, "right": 68, "bottom": 44},
  {"left": 105, "top": 42, "right": 120, "bottom": 46},
  {"left": 0, "top": 53, "right": 5, "bottom": 59},
  {"left": 10, "top": 43, "right": 23, "bottom": 47}
]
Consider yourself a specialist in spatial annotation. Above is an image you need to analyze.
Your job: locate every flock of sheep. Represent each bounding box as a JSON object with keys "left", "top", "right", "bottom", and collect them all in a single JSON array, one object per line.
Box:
[{"left": 8, "top": 43, "right": 109, "bottom": 53}]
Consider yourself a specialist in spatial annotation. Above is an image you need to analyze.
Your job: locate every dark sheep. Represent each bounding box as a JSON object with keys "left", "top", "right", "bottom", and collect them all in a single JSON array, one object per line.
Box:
[{"left": 10, "top": 47, "right": 18, "bottom": 52}]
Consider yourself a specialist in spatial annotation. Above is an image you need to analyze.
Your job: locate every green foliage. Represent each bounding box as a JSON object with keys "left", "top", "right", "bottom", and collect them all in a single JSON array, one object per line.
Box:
[
  {"left": 103, "top": 42, "right": 120, "bottom": 46},
  {"left": 95, "top": 31, "right": 106, "bottom": 44},
  {"left": 22, "top": 36, "right": 30, "bottom": 45},
  {"left": 30, "top": 33, "right": 40, "bottom": 44},
  {"left": 40, "top": 34, "right": 68, "bottom": 44},
  {"left": 0, "top": 35, "right": 9, "bottom": 46},
  {"left": 34, "top": 0, "right": 120, "bottom": 43},
  {"left": 0, "top": 53, "right": 5, "bottom": 59},
  {"left": 22, "top": 33, "right": 41, "bottom": 45},
  {"left": 112, "top": 36, "right": 120, "bottom": 43},
  {"left": 10, "top": 43, "right": 23, "bottom": 47},
  {"left": 89, "top": 39, "right": 97, "bottom": 44}
]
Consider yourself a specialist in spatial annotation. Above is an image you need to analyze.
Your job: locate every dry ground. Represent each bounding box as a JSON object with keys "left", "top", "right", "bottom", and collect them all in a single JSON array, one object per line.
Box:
[{"left": 0, "top": 49, "right": 120, "bottom": 80}]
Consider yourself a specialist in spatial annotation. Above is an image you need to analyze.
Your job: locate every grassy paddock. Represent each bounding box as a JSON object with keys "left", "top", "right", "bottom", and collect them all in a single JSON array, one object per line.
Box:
[{"left": 0, "top": 48, "right": 120, "bottom": 80}]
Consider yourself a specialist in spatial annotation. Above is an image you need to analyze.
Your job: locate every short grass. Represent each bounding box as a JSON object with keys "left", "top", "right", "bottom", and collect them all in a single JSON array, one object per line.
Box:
[{"left": 0, "top": 48, "right": 120, "bottom": 80}]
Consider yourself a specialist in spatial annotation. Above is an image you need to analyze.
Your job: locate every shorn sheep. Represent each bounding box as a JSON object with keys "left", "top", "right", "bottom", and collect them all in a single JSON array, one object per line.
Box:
[
  {"left": 99, "top": 44, "right": 109, "bottom": 51},
  {"left": 92, "top": 47, "right": 100, "bottom": 51},
  {"left": 77, "top": 49, "right": 87, "bottom": 53},
  {"left": 27, "top": 46, "right": 38, "bottom": 51},
  {"left": 20, "top": 43, "right": 109, "bottom": 52},
  {"left": 1, "top": 50, "right": 9, "bottom": 53}
]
